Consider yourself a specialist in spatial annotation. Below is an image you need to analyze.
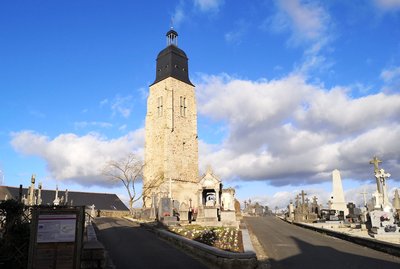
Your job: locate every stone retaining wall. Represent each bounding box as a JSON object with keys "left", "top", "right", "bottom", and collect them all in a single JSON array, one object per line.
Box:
[
  {"left": 97, "top": 210, "right": 129, "bottom": 218},
  {"left": 142, "top": 223, "right": 258, "bottom": 269},
  {"left": 287, "top": 219, "right": 400, "bottom": 257},
  {"left": 81, "top": 224, "right": 106, "bottom": 269}
]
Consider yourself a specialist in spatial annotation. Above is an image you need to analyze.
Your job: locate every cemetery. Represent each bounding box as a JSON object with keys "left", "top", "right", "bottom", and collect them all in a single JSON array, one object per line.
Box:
[
  {"left": 1, "top": 20, "right": 399, "bottom": 268},
  {"left": 284, "top": 156, "right": 400, "bottom": 245}
]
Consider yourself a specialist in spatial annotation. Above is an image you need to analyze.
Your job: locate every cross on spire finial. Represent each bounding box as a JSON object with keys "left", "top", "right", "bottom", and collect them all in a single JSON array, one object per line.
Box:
[{"left": 369, "top": 156, "right": 382, "bottom": 172}]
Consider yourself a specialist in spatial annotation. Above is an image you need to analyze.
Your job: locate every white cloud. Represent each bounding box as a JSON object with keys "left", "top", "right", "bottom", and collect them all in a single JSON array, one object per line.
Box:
[
  {"left": 10, "top": 129, "right": 144, "bottom": 186},
  {"left": 196, "top": 73, "right": 400, "bottom": 186},
  {"left": 118, "top": 124, "right": 127, "bottom": 131},
  {"left": 99, "top": 99, "right": 108, "bottom": 106},
  {"left": 225, "top": 20, "right": 249, "bottom": 44},
  {"left": 374, "top": 0, "right": 400, "bottom": 11},
  {"left": 172, "top": 0, "right": 223, "bottom": 27},
  {"left": 267, "top": 0, "right": 330, "bottom": 46},
  {"left": 110, "top": 95, "right": 133, "bottom": 118},
  {"left": 194, "top": 0, "right": 224, "bottom": 12},
  {"left": 381, "top": 66, "right": 400, "bottom": 82},
  {"left": 380, "top": 66, "right": 400, "bottom": 92},
  {"left": 74, "top": 121, "right": 113, "bottom": 129},
  {"left": 172, "top": 1, "right": 186, "bottom": 27},
  {"left": 264, "top": 0, "right": 333, "bottom": 73}
]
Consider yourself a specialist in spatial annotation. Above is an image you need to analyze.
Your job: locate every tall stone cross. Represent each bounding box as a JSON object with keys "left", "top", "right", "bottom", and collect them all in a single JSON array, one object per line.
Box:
[
  {"left": 370, "top": 156, "right": 383, "bottom": 193},
  {"left": 295, "top": 195, "right": 300, "bottom": 207},
  {"left": 369, "top": 156, "right": 382, "bottom": 172},
  {"left": 300, "top": 190, "right": 307, "bottom": 205},
  {"left": 375, "top": 168, "right": 391, "bottom": 206},
  {"left": 312, "top": 196, "right": 318, "bottom": 205},
  {"left": 360, "top": 189, "right": 368, "bottom": 206}
]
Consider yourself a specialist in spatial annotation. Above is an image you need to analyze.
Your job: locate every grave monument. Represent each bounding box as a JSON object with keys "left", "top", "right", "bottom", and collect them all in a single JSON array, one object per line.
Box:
[
  {"left": 367, "top": 157, "right": 399, "bottom": 238},
  {"left": 329, "top": 169, "right": 348, "bottom": 216}
]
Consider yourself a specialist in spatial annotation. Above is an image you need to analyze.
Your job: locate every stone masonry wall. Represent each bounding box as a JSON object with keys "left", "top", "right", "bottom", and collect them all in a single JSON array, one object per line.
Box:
[{"left": 143, "top": 77, "right": 199, "bottom": 207}]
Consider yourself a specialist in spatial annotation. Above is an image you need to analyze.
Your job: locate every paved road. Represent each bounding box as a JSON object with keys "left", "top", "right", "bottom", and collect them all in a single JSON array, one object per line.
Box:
[
  {"left": 245, "top": 216, "right": 400, "bottom": 269},
  {"left": 95, "top": 217, "right": 208, "bottom": 269}
]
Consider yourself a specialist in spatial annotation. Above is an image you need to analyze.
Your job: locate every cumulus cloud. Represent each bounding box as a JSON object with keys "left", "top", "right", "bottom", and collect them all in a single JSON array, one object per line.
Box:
[
  {"left": 196, "top": 73, "right": 400, "bottom": 186},
  {"left": 10, "top": 129, "right": 144, "bottom": 186}
]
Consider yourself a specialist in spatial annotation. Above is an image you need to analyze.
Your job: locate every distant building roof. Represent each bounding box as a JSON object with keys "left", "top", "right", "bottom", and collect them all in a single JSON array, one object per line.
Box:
[{"left": 0, "top": 186, "right": 129, "bottom": 211}]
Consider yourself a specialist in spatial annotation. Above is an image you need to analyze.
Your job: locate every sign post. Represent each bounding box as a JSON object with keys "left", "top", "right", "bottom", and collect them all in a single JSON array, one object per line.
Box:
[{"left": 28, "top": 206, "right": 84, "bottom": 269}]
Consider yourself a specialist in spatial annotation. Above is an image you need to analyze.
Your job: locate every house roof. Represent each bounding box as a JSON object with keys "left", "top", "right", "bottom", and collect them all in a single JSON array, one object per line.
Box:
[{"left": 0, "top": 186, "right": 129, "bottom": 211}]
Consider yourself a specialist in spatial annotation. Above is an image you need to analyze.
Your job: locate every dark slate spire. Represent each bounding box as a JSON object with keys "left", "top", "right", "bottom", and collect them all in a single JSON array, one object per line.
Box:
[{"left": 151, "top": 29, "right": 193, "bottom": 86}]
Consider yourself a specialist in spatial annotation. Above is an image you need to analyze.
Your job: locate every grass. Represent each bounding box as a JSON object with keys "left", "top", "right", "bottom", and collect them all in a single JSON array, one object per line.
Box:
[{"left": 168, "top": 225, "right": 244, "bottom": 252}]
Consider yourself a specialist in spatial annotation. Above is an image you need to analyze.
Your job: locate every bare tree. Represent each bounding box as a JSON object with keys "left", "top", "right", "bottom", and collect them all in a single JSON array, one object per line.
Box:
[
  {"left": 102, "top": 153, "right": 163, "bottom": 214},
  {"left": 102, "top": 153, "right": 144, "bottom": 214}
]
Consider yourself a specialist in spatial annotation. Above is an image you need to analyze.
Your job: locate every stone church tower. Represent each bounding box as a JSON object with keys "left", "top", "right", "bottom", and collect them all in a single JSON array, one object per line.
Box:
[{"left": 143, "top": 29, "right": 199, "bottom": 208}]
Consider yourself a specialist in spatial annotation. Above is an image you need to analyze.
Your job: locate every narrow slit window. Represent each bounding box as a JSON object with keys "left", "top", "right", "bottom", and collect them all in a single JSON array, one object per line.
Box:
[
  {"left": 157, "top": 96, "right": 163, "bottom": 117},
  {"left": 183, "top": 97, "right": 187, "bottom": 117},
  {"left": 180, "top": 96, "right": 183, "bottom": 116},
  {"left": 180, "top": 96, "right": 187, "bottom": 117}
]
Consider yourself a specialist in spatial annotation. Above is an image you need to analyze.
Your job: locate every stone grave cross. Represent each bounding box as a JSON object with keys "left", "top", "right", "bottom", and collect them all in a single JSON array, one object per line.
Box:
[
  {"left": 360, "top": 189, "right": 368, "bottom": 207},
  {"left": 300, "top": 190, "right": 307, "bottom": 205},
  {"left": 295, "top": 195, "right": 300, "bottom": 208},
  {"left": 375, "top": 168, "right": 391, "bottom": 207},
  {"left": 370, "top": 156, "right": 383, "bottom": 193}
]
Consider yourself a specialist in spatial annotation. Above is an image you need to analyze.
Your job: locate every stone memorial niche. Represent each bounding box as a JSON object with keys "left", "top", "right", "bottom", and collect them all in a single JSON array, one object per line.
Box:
[
  {"left": 197, "top": 167, "right": 221, "bottom": 222},
  {"left": 204, "top": 191, "right": 216, "bottom": 207}
]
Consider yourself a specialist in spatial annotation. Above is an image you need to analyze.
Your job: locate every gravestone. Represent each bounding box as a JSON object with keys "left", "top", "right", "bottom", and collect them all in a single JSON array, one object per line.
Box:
[
  {"left": 158, "top": 197, "right": 172, "bottom": 220},
  {"left": 173, "top": 200, "right": 180, "bottom": 211},
  {"left": 179, "top": 202, "right": 189, "bottom": 221}
]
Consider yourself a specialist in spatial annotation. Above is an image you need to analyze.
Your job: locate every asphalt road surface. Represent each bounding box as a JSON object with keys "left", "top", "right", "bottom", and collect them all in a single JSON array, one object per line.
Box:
[
  {"left": 95, "top": 217, "right": 209, "bottom": 269},
  {"left": 245, "top": 216, "right": 400, "bottom": 269}
]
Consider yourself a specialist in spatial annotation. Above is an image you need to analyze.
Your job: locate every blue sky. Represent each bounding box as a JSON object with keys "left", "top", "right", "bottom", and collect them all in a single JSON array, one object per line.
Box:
[{"left": 1, "top": 0, "right": 400, "bottom": 209}]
